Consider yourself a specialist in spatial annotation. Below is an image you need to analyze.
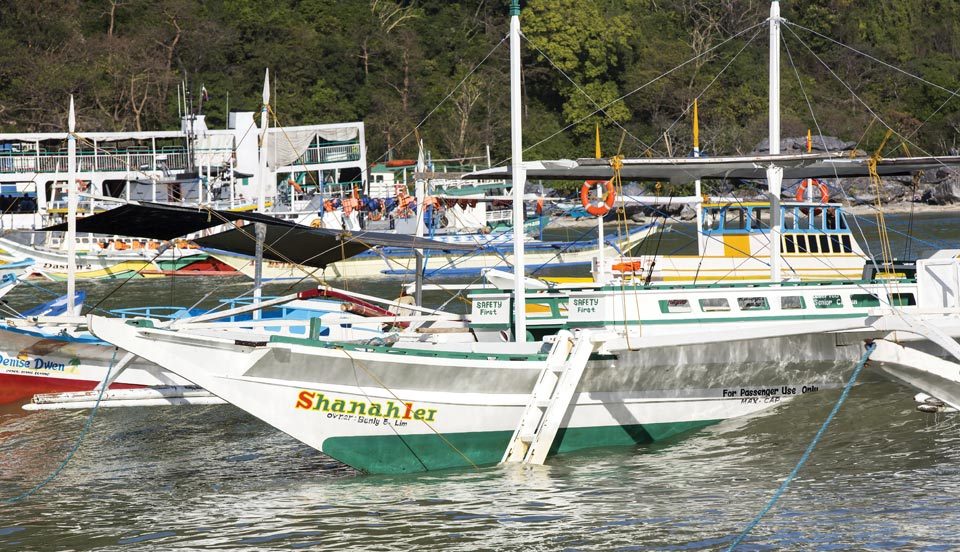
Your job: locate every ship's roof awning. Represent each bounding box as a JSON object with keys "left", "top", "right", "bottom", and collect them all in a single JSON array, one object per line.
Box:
[
  {"left": 463, "top": 153, "right": 960, "bottom": 183},
  {"left": 42, "top": 202, "right": 472, "bottom": 268}
]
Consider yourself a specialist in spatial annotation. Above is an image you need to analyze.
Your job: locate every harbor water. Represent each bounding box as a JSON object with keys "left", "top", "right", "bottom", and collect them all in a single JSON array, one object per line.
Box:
[{"left": 3, "top": 212, "right": 960, "bottom": 550}]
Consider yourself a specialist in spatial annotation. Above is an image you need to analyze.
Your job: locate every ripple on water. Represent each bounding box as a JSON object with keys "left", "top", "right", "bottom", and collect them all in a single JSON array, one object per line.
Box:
[{"left": 4, "top": 256, "right": 960, "bottom": 548}]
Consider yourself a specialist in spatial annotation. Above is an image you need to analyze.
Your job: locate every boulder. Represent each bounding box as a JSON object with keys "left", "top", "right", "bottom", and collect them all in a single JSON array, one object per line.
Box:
[{"left": 754, "top": 135, "right": 859, "bottom": 154}]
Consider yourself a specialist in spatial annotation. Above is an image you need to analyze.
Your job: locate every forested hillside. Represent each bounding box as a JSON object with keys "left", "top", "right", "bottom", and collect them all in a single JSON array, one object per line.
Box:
[{"left": 0, "top": 0, "right": 957, "bottom": 166}]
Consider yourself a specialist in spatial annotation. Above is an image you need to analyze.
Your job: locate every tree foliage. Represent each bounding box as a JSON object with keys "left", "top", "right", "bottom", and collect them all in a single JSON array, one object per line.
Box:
[{"left": 0, "top": 0, "right": 957, "bottom": 165}]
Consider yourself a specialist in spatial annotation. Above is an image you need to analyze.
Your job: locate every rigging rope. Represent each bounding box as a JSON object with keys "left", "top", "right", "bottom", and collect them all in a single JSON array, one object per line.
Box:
[
  {"left": 726, "top": 341, "right": 876, "bottom": 551},
  {"left": 2, "top": 348, "right": 118, "bottom": 505}
]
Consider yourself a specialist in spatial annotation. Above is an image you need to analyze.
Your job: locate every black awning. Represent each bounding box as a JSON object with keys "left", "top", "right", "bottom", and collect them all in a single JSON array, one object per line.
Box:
[
  {"left": 195, "top": 223, "right": 472, "bottom": 268},
  {"left": 41, "top": 201, "right": 473, "bottom": 267},
  {"left": 42, "top": 202, "right": 279, "bottom": 240}
]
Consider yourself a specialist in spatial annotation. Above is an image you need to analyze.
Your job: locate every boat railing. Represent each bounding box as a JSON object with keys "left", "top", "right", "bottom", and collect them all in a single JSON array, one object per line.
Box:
[
  {"left": 1, "top": 141, "right": 362, "bottom": 176},
  {"left": 112, "top": 306, "right": 202, "bottom": 321},
  {"left": 291, "top": 143, "right": 361, "bottom": 167}
]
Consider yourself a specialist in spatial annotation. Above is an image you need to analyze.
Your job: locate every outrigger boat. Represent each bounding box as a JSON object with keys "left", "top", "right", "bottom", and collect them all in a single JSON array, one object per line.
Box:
[
  {"left": 3, "top": 100, "right": 466, "bottom": 407},
  {"left": 86, "top": 2, "right": 960, "bottom": 475},
  {"left": 79, "top": 1, "right": 960, "bottom": 473},
  {"left": 0, "top": 234, "right": 226, "bottom": 280},
  {"left": 207, "top": 222, "right": 657, "bottom": 280},
  {"left": 3, "top": 199, "right": 468, "bottom": 406}
]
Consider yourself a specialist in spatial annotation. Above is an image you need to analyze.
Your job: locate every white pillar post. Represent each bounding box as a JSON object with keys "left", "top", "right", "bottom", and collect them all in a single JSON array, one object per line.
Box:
[
  {"left": 768, "top": 0, "right": 783, "bottom": 283},
  {"left": 509, "top": 0, "right": 527, "bottom": 342},
  {"left": 66, "top": 97, "right": 77, "bottom": 316},
  {"left": 254, "top": 69, "right": 270, "bottom": 317}
]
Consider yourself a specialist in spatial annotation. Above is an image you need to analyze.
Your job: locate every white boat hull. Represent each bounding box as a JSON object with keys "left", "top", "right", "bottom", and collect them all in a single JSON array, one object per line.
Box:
[{"left": 89, "top": 315, "right": 877, "bottom": 473}]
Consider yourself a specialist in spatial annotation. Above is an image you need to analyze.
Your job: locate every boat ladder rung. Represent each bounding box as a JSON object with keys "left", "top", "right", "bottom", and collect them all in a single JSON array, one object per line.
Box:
[{"left": 500, "top": 330, "right": 595, "bottom": 465}]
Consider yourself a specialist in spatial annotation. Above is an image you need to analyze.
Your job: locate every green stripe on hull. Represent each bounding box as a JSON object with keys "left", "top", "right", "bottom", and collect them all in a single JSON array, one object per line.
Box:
[
  {"left": 323, "top": 419, "right": 719, "bottom": 474},
  {"left": 156, "top": 257, "right": 207, "bottom": 271}
]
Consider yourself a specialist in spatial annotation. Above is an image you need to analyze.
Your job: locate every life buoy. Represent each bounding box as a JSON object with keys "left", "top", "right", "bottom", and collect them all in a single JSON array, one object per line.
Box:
[
  {"left": 367, "top": 211, "right": 383, "bottom": 222},
  {"left": 795, "top": 178, "right": 829, "bottom": 203},
  {"left": 288, "top": 178, "right": 303, "bottom": 194},
  {"left": 323, "top": 200, "right": 335, "bottom": 212},
  {"left": 580, "top": 180, "right": 616, "bottom": 216}
]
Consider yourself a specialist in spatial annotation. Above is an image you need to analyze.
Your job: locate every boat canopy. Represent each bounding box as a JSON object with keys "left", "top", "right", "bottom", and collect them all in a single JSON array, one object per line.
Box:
[
  {"left": 41, "top": 202, "right": 473, "bottom": 268},
  {"left": 463, "top": 153, "right": 960, "bottom": 183}
]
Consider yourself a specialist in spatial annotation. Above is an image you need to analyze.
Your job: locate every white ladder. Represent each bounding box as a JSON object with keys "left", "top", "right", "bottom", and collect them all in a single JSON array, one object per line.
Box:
[{"left": 501, "top": 330, "right": 596, "bottom": 465}]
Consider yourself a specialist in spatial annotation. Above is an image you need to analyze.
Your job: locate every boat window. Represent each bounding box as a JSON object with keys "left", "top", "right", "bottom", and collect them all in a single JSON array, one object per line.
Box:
[
  {"left": 703, "top": 208, "right": 721, "bottom": 231},
  {"left": 796, "top": 235, "right": 808, "bottom": 253},
  {"left": 751, "top": 208, "right": 769, "bottom": 230},
  {"left": 807, "top": 234, "right": 820, "bottom": 253},
  {"left": 825, "top": 209, "right": 838, "bottom": 230},
  {"left": 659, "top": 299, "right": 692, "bottom": 313},
  {"left": 699, "top": 298, "right": 730, "bottom": 312},
  {"left": 783, "top": 235, "right": 797, "bottom": 254},
  {"left": 840, "top": 235, "right": 853, "bottom": 253},
  {"left": 737, "top": 297, "right": 769, "bottom": 311},
  {"left": 838, "top": 212, "right": 848, "bottom": 230},
  {"left": 851, "top": 293, "right": 880, "bottom": 308},
  {"left": 814, "top": 295, "right": 843, "bottom": 308},
  {"left": 781, "top": 296, "right": 805, "bottom": 310},
  {"left": 724, "top": 208, "right": 746, "bottom": 230},
  {"left": 798, "top": 208, "right": 811, "bottom": 230},
  {"left": 818, "top": 235, "right": 831, "bottom": 254},
  {"left": 782, "top": 208, "right": 795, "bottom": 230},
  {"left": 889, "top": 293, "right": 916, "bottom": 306},
  {"left": 829, "top": 235, "right": 842, "bottom": 254}
]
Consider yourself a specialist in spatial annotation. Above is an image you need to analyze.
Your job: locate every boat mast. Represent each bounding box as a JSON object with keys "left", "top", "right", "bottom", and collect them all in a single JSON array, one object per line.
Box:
[
  {"left": 254, "top": 69, "right": 269, "bottom": 315},
  {"left": 693, "top": 99, "right": 705, "bottom": 253},
  {"left": 767, "top": 0, "right": 784, "bottom": 283},
  {"left": 509, "top": 0, "right": 527, "bottom": 342},
  {"left": 66, "top": 96, "right": 77, "bottom": 316},
  {"left": 414, "top": 139, "right": 426, "bottom": 306}
]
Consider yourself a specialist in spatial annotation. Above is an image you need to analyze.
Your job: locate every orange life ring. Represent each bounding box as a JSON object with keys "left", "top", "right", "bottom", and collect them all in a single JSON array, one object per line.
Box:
[
  {"left": 367, "top": 211, "right": 383, "bottom": 222},
  {"left": 580, "top": 180, "right": 616, "bottom": 216},
  {"left": 796, "top": 178, "right": 829, "bottom": 203},
  {"left": 288, "top": 178, "right": 303, "bottom": 193},
  {"left": 323, "top": 200, "right": 335, "bottom": 212}
]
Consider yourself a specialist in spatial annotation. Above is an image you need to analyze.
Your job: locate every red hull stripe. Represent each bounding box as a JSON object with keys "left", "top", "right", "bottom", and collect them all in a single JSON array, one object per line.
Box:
[{"left": 0, "top": 373, "right": 143, "bottom": 404}]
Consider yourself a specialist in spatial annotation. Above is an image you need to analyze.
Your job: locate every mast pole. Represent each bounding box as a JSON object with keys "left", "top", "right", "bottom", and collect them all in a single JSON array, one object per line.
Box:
[
  {"left": 66, "top": 96, "right": 77, "bottom": 316},
  {"left": 594, "top": 129, "right": 605, "bottom": 281},
  {"left": 767, "top": 0, "right": 783, "bottom": 283},
  {"left": 414, "top": 139, "right": 427, "bottom": 306},
  {"left": 254, "top": 69, "right": 269, "bottom": 316},
  {"left": 509, "top": 0, "right": 527, "bottom": 342},
  {"left": 693, "top": 99, "right": 705, "bottom": 253}
]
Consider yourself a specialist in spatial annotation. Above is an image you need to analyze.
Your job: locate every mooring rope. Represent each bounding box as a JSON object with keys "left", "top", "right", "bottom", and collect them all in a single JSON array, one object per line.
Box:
[
  {"left": 2, "top": 348, "right": 118, "bottom": 505},
  {"left": 726, "top": 341, "right": 877, "bottom": 551}
]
